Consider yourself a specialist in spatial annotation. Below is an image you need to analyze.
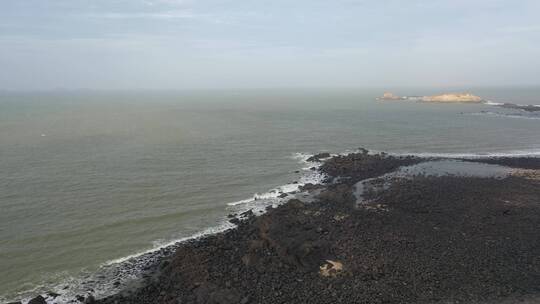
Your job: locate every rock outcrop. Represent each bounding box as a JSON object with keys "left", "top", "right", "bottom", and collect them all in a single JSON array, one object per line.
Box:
[
  {"left": 377, "top": 92, "right": 484, "bottom": 103},
  {"left": 421, "top": 93, "right": 483, "bottom": 103},
  {"left": 376, "top": 92, "right": 404, "bottom": 101}
]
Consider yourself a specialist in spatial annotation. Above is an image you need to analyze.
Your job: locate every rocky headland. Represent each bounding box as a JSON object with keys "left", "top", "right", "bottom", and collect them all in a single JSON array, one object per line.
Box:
[{"left": 15, "top": 151, "right": 540, "bottom": 304}]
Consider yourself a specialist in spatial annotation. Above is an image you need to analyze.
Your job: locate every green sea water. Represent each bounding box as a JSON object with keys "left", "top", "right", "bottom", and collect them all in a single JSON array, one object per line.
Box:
[{"left": 1, "top": 88, "right": 539, "bottom": 302}]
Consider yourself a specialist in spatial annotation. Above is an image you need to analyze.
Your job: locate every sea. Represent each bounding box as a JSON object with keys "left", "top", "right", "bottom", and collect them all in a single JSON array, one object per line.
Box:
[{"left": 1, "top": 87, "right": 539, "bottom": 303}]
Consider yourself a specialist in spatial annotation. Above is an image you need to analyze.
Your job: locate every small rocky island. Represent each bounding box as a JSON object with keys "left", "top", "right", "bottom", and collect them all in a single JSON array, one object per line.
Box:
[
  {"left": 377, "top": 92, "right": 540, "bottom": 114},
  {"left": 377, "top": 92, "right": 484, "bottom": 103}
]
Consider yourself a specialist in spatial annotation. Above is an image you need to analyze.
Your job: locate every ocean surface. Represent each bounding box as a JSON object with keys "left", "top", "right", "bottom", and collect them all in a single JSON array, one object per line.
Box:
[{"left": 1, "top": 87, "right": 539, "bottom": 302}]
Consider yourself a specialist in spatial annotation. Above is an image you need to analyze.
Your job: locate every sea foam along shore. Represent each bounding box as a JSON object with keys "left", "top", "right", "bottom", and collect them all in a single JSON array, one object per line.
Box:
[
  {"left": 464, "top": 111, "right": 540, "bottom": 120},
  {"left": 388, "top": 148, "right": 540, "bottom": 159},
  {"left": 2, "top": 153, "right": 327, "bottom": 304}
]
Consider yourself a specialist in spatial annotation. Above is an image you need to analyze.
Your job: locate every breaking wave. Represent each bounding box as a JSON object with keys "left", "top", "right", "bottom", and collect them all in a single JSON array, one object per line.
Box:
[{"left": 464, "top": 111, "right": 540, "bottom": 120}]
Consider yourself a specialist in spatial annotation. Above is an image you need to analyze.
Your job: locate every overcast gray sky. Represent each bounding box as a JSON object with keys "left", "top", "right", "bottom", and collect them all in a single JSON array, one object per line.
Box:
[{"left": 1, "top": 0, "right": 539, "bottom": 90}]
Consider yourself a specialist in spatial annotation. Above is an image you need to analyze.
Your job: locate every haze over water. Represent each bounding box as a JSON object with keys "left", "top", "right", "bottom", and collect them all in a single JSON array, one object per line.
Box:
[{"left": 1, "top": 88, "right": 539, "bottom": 301}]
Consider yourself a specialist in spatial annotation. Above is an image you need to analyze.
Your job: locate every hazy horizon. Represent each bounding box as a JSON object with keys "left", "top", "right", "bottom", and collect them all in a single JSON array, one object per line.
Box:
[{"left": 1, "top": 0, "right": 540, "bottom": 90}]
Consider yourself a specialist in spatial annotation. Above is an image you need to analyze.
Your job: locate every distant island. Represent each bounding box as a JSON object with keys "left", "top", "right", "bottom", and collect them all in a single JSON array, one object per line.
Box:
[
  {"left": 377, "top": 92, "right": 484, "bottom": 103},
  {"left": 376, "top": 92, "right": 540, "bottom": 113}
]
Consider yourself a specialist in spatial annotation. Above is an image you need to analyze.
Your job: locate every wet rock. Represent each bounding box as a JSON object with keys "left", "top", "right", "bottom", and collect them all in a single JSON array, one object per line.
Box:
[
  {"left": 307, "top": 153, "right": 331, "bottom": 162},
  {"left": 84, "top": 295, "right": 96, "bottom": 304},
  {"left": 357, "top": 148, "right": 369, "bottom": 154},
  {"left": 229, "top": 218, "right": 240, "bottom": 225},
  {"left": 299, "top": 183, "right": 325, "bottom": 192},
  {"left": 28, "top": 295, "right": 46, "bottom": 304},
  {"left": 240, "top": 210, "right": 254, "bottom": 218},
  {"left": 320, "top": 152, "right": 421, "bottom": 184},
  {"left": 47, "top": 291, "right": 61, "bottom": 298}
]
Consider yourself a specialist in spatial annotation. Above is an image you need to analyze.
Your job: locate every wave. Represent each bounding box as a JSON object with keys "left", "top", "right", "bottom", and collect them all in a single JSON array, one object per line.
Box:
[
  {"left": 483, "top": 100, "right": 504, "bottom": 106},
  {"left": 228, "top": 153, "right": 326, "bottom": 206},
  {"left": 464, "top": 111, "right": 540, "bottom": 120},
  {"left": 483, "top": 100, "right": 540, "bottom": 107},
  {"left": 389, "top": 149, "right": 540, "bottom": 159},
  {"left": 482, "top": 100, "right": 540, "bottom": 112}
]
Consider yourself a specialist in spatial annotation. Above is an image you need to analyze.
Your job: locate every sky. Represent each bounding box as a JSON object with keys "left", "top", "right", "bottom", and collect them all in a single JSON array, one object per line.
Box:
[{"left": 1, "top": 0, "right": 540, "bottom": 90}]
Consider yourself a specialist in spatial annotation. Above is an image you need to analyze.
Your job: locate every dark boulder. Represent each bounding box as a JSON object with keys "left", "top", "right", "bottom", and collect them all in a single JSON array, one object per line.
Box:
[
  {"left": 84, "top": 294, "right": 96, "bottom": 303},
  {"left": 28, "top": 295, "right": 46, "bottom": 304},
  {"left": 307, "top": 153, "right": 331, "bottom": 162}
]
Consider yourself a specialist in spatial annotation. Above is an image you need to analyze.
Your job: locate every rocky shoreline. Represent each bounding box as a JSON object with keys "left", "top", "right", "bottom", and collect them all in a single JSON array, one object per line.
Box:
[{"left": 15, "top": 151, "right": 540, "bottom": 304}]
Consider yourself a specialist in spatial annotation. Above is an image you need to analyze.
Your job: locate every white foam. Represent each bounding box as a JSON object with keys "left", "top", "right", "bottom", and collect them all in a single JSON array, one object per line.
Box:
[
  {"left": 515, "top": 103, "right": 540, "bottom": 107},
  {"left": 483, "top": 100, "right": 504, "bottom": 106},
  {"left": 103, "top": 224, "right": 234, "bottom": 266},
  {"left": 8, "top": 219, "right": 239, "bottom": 304},
  {"left": 228, "top": 152, "right": 326, "bottom": 207},
  {"left": 465, "top": 111, "right": 540, "bottom": 120},
  {"left": 389, "top": 149, "right": 540, "bottom": 159},
  {"left": 227, "top": 197, "right": 254, "bottom": 206}
]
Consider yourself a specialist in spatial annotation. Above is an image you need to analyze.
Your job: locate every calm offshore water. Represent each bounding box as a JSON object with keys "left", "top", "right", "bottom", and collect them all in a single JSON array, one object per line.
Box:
[{"left": 1, "top": 88, "right": 539, "bottom": 301}]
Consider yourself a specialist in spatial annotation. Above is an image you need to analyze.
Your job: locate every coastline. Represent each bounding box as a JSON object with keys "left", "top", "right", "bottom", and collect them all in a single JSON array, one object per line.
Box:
[{"left": 12, "top": 150, "right": 540, "bottom": 304}]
